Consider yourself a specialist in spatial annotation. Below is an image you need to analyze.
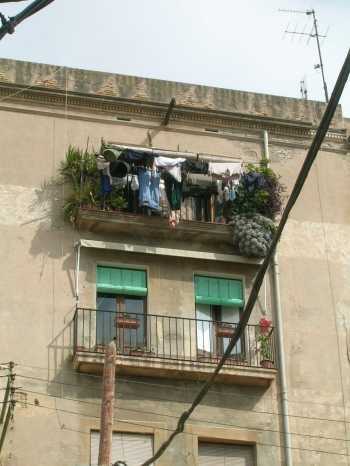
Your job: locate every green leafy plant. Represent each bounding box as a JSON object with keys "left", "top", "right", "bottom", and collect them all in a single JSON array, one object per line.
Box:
[
  {"left": 60, "top": 145, "right": 127, "bottom": 223},
  {"left": 225, "top": 162, "right": 285, "bottom": 221}
]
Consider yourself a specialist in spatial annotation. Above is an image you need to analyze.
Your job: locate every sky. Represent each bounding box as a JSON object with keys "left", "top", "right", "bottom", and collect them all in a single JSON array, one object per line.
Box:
[{"left": 0, "top": 0, "right": 349, "bottom": 115}]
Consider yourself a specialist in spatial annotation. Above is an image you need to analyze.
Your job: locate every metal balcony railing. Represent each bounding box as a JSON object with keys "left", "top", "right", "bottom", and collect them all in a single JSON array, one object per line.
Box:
[{"left": 73, "top": 308, "right": 277, "bottom": 370}]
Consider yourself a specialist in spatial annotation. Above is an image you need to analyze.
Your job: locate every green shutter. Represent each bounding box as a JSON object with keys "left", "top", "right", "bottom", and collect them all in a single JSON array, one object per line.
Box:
[
  {"left": 97, "top": 266, "right": 147, "bottom": 296},
  {"left": 194, "top": 275, "right": 244, "bottom": 307}
]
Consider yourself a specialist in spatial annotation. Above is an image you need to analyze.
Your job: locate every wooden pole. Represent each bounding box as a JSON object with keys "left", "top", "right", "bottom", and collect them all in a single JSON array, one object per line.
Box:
[{"left": 98, "top": 341, "right": 116, "bottom": 466}]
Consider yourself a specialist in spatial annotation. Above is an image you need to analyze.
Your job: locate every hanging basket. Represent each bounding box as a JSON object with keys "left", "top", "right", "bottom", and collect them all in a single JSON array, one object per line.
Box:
[
  {"left": 216, "top": 324, "right": 235, "bottom": 338},
  {"left": 116, "top": 316, "right": 140, "bottom": 330}
]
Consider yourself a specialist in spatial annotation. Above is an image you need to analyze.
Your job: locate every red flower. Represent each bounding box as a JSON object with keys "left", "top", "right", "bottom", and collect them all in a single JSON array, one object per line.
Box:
[{"left": 259, "top": 317, "right": 272, "bottom": 334}]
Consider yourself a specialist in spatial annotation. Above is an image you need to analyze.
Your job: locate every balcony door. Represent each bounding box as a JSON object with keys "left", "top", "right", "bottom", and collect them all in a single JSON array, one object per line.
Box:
[
  {"left": 194, "top": 275, "right": 244, "bottom": 360},
  {"left": 196, "top": 304, "right": 242, "bottom": 358},
  {"left": 96, "top": 294, "right": 146, "bottom": 349},
  {"left": 96, "top": 266, "right": 147, "bottom": 351}
]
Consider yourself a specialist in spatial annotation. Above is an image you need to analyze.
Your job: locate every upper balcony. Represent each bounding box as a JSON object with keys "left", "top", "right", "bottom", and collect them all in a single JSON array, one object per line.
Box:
[
  {"left": 76, "top": 207, "right": 234, "bottom": 254},
  {"left": 73, "top": 308, "right": 277, "bottom": 387},
  {"left": 62, "top": 145, "right": 283, "bottom": 259}
]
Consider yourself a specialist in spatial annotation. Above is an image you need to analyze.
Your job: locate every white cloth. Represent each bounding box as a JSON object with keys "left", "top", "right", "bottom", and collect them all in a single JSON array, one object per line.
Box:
[
  {"left": 208, "top": 162, "right": 242, "bottom": 176},
  {"left": 154, "top": 156, "right": 186, "bottom": 182},
  {"left": 130, "top": 175, "right": 139, "bottom": 191},
  {"left": 96, "top": 155, "right": 112, "bottom": 183}
]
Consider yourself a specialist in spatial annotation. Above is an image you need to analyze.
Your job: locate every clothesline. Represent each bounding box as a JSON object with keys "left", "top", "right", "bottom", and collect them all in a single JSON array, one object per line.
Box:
[{"left": 106, "top": 142, "right": 254, "bottom": 165}]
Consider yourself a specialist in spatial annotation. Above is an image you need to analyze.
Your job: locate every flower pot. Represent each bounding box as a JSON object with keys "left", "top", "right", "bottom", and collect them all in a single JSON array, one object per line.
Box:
[
  {"left": 216, "top": 325, "right": 235, "bottom": 338},
  {"left": 116, "top": 317, "right": 140, "bottom": 330},
  {"left": 75, "top": 345, "right": 86, "bottom": 352},
  {"left": 95, "top": 344, "right": 106, "bottom": 353},
  {"left": 261, "top": 359, "right": 274, "bottom": 369}
]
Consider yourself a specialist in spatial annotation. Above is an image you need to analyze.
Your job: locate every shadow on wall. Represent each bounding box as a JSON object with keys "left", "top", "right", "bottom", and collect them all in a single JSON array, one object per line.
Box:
[
  {"left": 47, "top": 318, "right": 75, "bottom": 383},
  {"left": 21, "top": 180, "right": 81, "bottom": 387},
  {"left": 24, "top": 179, "right": 77, "bottom": 297}
]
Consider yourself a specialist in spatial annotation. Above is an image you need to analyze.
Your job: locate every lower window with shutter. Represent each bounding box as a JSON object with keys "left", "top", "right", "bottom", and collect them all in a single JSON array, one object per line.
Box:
[
  {"left": 198, "top": 441, "right": 255, "bottom": 466},
  {"left": 90, "top": 431, "right": 154, "bottom": 466}
]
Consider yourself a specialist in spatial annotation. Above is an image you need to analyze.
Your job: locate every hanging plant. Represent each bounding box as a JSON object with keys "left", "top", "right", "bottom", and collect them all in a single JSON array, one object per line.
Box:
[{"left": 230, "top": 213, "right": 276, "bottom": 258}]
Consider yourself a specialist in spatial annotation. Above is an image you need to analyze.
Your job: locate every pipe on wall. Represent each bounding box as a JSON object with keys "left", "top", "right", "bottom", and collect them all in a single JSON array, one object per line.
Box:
[
  {"left": 74, "top": 241, "right": 81, "bottom": 306},
  {"left": 263, "top": 130, "right": 293, "bottom": 466}
]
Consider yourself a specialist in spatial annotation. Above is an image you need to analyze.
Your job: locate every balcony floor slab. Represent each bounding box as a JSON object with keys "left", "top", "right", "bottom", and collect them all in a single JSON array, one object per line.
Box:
[{"left": 73, "top": 351, "right": 276, "bottom": 387}]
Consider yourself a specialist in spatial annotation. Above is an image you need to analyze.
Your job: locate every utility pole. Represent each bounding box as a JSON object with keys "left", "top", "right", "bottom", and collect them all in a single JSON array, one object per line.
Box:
[
  {"left": 0, "top": 361, "right": 15, "bottom": 455},
  {"left": 98, "top": 342, "right": 116, "bottom": 466},
  {"left": 280, "top": 8, "right": 329, "bottom": 102}
]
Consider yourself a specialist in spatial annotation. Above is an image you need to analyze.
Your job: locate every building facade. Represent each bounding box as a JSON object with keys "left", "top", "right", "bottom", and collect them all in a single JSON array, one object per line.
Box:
[{"left": 0, "top": 58, "right": 349, "bottom": 466}]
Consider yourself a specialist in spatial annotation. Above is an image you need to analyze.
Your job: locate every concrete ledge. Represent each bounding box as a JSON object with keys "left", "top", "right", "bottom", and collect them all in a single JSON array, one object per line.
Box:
[
  {"left": 73, "top": 351, "right": 276, "bottom": 387},
  {"left": 78, "top": 234, "right": 262, "bottom": 266}
]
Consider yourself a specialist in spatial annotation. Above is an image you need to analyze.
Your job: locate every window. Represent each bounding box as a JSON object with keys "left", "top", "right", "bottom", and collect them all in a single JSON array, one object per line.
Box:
[
  {"left": 194, "top": 276, "right": 244, "bottom": 359},
  {"left": 90, "top": 431, "right": 154, "bottom": 466},
  {"left": 198, "top": 442, "right": 255, "bottom": 466},
  {"left": 96, "top": 266, "right": 147, "bottom": 351}
]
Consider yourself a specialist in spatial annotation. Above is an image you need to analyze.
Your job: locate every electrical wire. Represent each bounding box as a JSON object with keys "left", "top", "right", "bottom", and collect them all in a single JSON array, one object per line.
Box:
[
  {"left": 14, "top": 362, "right": 349, "bottom": 411},
  {"left": 140, "top": 48, "right": 350, "bottom": 466},
  {"left": 0, "top": 0, "right": 55, "bottom": 40},
  {"left": 19, "top": 388, "right": 349, "bottom": 444},
  {"left": 314, "top": 148, "right": 350, "bottom": 465},
  {"left": 11, "top": 400, "right": 350, "bottom": 458},
  {"left": 15, "top": 373, "right": 350, "bottom": 425}
]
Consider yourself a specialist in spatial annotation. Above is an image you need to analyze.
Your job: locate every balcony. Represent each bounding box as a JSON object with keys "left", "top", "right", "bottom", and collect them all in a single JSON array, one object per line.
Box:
[
  {"left": 76, "top": 208, "right": 234, "bottom": 254},
  {"left": 73, "top": 308, "right": 277, "bottom": 387}
]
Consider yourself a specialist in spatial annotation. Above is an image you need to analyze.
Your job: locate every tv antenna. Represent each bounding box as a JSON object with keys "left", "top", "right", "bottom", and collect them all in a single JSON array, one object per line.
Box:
[
  {"left": 300, "top": 77, "right": 308, "bottom": 100},
  {"left": 279, "top": 8, "right": 329, "bottom": 102}
]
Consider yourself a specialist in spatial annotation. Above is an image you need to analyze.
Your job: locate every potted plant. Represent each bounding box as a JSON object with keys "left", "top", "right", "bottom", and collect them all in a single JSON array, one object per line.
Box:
[
  {"left": 215, "top": 322, "right": 235, "bottom": 338},
  {"left": 258, "top": 317, "right": 274, "bottom": 369},
  {"left": 128, "top": 345, "right": 154, "bottom": 357},
  {"left": 95, "top": 344, "right": 106, "bottom": 353},
  {"left": 115, "top": 314, "right": 140, "bottom": 330}
]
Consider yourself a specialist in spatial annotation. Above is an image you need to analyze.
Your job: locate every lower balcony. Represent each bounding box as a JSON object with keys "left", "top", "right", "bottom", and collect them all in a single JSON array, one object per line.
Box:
[{"left": 73, "top": 308, "right": 277, "bottom": 387}]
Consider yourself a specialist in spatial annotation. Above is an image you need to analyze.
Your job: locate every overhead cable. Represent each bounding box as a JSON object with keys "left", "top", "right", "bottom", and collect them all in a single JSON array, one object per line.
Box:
[{"left": 0, "top": 0, "right": 55, "bottom": 40}]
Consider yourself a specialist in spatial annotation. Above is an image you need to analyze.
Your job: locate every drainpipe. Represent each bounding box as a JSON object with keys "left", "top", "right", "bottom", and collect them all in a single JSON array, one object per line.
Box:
[
  {"left": 263, "top": 130, "right": 293, "bottom": 466},
  {"left": 74, "top": 240, "right": 81, "bottom": 307}
]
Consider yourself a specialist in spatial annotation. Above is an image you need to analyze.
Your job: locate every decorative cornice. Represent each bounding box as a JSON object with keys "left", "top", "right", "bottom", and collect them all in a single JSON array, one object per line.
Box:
[{"left": 0, "top": 83, "right": 347, "bottom": 146}]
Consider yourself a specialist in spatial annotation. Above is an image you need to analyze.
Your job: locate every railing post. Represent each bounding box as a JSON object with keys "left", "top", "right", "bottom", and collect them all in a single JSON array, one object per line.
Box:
[{"left": 73, "top": 308, "right": 78, "bottom": 354}]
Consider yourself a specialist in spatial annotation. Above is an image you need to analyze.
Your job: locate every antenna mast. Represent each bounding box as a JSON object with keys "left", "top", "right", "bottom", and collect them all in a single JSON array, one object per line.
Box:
[
  {"left": 300, "top": 78, "right": 308, "bottom": 100},
  {"left": 280, "top": 8, "right": 329, "bottom": 102}
]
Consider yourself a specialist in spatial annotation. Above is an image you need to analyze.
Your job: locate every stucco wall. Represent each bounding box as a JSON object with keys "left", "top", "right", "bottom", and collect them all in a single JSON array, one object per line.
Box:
[{"left": 0, "top": 61, "right": 349, "bottom": 466}]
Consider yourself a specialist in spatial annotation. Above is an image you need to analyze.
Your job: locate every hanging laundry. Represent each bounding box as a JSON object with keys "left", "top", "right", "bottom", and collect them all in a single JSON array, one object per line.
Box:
[
  {"left": 138, "top": 168, "right": 160, "bottom": 210},
  {"left": 110, "top": 160, "right": 130, "bottom": 178},
  {"left": 130, "top": 174, "right": 139, "bottom": 191},
  {"left": 223, "top": 186, "right": 230, "bottom": 202},
  {"left": 119, "top": 149, "right": 154, "bottom": 164},
  {"left": 112, "top": 176, "right": 127, "bottom": 190},
  {"left": 96, "top": 154, "right": 113, "bottom": 184},
  {"left": 208, "top": 161, "right": 242, "bottom": 177},
  {"left": 183, "top": 173, "right": 217, "bottom": 198},
  {"left": 216, "top": 180, "right": 223, "bottom": 203},
  {"left": 169, "top": 209, "right": 181, "bottom": 228},
  {"left": 163, "top": 171, "right": 182, "bottom": 210},
  {"left": 159, "top": 179, "right": 170, "bottom": 217},
  {"left": 229, "top": 187, "right": 236, "bottom": 201},
  {"left": 184, "top": 159, "right": 209, "bottom": 174},
  {"left": 154, "top": 156, "right": 186, "bottom": 183},
  {"left": 100, "top": 173, "right": 112, "bottom": 195}
]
